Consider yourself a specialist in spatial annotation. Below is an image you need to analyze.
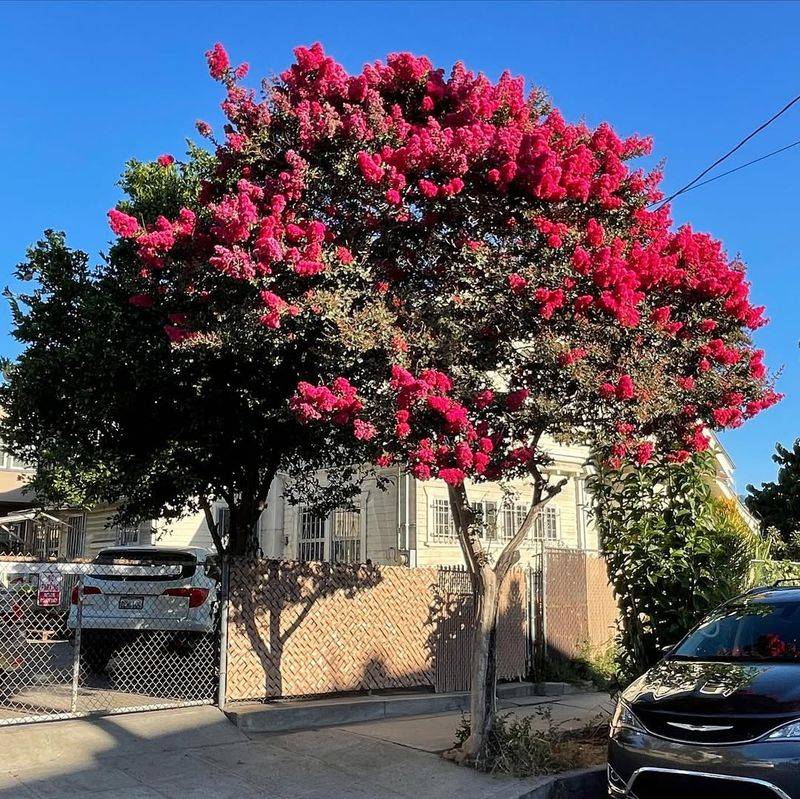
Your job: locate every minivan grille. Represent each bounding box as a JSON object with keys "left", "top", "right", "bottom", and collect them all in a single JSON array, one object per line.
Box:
[
  {"left": 635, "top": 707, "right": 791, "bottom": 743},
  {"left": 631, "top": 771, "right": 781, "bottom": 799}
]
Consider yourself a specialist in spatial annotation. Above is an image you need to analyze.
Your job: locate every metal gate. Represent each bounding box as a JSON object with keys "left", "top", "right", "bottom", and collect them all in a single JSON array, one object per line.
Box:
[{"left": 0, "top": 560, "right": 219, "bottom": 725}]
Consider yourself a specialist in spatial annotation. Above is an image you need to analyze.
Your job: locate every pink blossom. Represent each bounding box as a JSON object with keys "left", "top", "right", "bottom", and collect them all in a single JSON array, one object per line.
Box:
[
  {"left": 128, "top": 294, "right": 153, "bottom": 308},
  {"left": 157, "top": 154, "right": 175, "bottom": 167},
  {"left": 507, "top": 273, "right": 527, "bottom": 294},
  {"left": 634, "top": 441, "right": 654, "bottom": 465},
  {"left": 418, "top": 179, "right": 438, "bottom": 198},
  {"left": 438, "top": 467, "right": 466, "bottom": 486},
  {"left": 108, "top": 209, "right": 139, "bottom": 237},
  {"left": 615, "top": 375, "right": 635, "bottom": 401},
  {"left": 473, "top": 389, "right": 494, "bottom": 409},
  {"left": 295, "top": 259, "right": 326, "bottom": 276},
  {"left": 505, "top": 389, "right": 529, "bottom": 411},
  {"left": 353, "top": 419, "right": 377, "bottom": 440},
  {"left": 206, "top": 42, "right": 230, "bottom": 80}
]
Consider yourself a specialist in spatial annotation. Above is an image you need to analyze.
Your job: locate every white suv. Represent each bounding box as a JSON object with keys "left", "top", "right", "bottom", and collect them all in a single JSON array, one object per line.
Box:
[{"left": 68, "top": 545, "right": 219, "bottom": 671}]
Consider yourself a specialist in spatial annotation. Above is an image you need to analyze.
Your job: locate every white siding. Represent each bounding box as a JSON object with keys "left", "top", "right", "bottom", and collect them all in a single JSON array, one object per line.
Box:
[{"left": 152, "top": 510, "right": 215, "bottom": 551}]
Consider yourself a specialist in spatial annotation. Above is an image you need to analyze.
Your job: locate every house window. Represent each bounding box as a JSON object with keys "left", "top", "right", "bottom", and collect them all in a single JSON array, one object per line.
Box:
[
  {"left": 298, "top": 510, "right": 326, "bottom": 561},
  {"left": 33, "top": 521, "right": 60, "bottom": 559},
  {"left": 430, "top": 498, "right": 457, "bottom": 544},
  {"left": 532, "top": 506, "right": 559, "bottom": 542},
  {"left": 116, "top": 524, "right": 140, "bottom": 546},
  {"left": 331, "top": 509, "right": 361, "bottom": 564},
  {"left": 501, "top": 503, "right": 529, "bottom": 541},
  {"left": 0, "top": 443, "right": 31, "bottom": 471},
  {"left": 216, "top": 506, "right": 231, "bottom": 538},
  {"left": 66, "top": 514, "right": 86, "bottom": 558},
  {"left": 470, "top": 500, "right": 498, "bottom": 539}
]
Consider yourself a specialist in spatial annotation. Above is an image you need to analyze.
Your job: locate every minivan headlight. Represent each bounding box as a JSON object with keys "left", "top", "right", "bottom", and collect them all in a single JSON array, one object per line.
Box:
[
  {"left": 766, "top": 720, "right": 800, "bottom": 741},
  {"left": 610, "top": 700, "right": 645, "bottom": 737}
]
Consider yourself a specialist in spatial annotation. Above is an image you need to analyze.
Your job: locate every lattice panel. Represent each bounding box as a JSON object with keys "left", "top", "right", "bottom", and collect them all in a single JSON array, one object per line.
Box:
[
  {"left": 585, "top": 555, "right": 618, "bottom": 650},
  {"left": 225, "top": 560, "right": 529, "bottom": 701},
  {"left": 543, "top": 550, "right": 617, "bottom": 660},
  {"left": 226, "top": 560, "right": 441, "bottom": 701}
]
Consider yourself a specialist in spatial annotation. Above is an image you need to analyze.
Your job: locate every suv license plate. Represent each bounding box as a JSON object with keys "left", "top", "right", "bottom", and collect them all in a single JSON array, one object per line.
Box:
[{"left": 118, "top": 596, "right": 143, "bottom": 610}]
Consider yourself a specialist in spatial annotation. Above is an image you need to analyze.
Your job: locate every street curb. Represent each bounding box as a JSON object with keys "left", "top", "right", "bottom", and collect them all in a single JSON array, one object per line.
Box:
[
  {"left": 519, "top": 766, "right": 606, "bottom": 798},
  {"left": 226, "top": 681, "right": 538, "bottom": 733}
]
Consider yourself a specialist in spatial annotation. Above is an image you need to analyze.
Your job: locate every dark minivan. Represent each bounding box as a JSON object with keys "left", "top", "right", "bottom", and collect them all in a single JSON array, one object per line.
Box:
[{"left": 609, "top": 585, "right": 800, "bottom": 798}]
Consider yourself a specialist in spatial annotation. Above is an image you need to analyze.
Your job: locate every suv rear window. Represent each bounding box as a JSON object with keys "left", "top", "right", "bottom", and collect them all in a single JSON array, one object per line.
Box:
[{"left": 93, "top": 549, "right": 197, "bottom": 580}]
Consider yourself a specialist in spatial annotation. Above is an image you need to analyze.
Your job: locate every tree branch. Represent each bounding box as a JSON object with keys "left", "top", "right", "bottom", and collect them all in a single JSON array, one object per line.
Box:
[
  {"left": 199, "top": 494, "right": 225, "bottom": 556},
  {"left": 447, "top": 482, "right": 482, "bottom": 579},
  {"left": 494, "top": 474, "right": 568, "bottom": 580}
]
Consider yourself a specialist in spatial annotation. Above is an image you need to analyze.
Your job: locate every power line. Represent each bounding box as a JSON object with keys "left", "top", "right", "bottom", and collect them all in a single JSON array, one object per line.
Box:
[
  {"left": 653, "top": 92, "right": 800, "bottom": 209},
  {"left": 660, "top": 138, "right": 800, "bottom": 199}
]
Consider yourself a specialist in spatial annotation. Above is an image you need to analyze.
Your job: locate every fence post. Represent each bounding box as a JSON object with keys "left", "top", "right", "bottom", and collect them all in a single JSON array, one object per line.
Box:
[
  {"left": 217, "top": 556, "right": 230, "bottom": 710},
  {"left": 526, "top": 566, "right": 533, "bottom": 679},
  {"left": 541, "top": 540, "right": 548, "bottom": 665},
  {"left": 70, "top": 572, "right": 84, "bottom": 714}
]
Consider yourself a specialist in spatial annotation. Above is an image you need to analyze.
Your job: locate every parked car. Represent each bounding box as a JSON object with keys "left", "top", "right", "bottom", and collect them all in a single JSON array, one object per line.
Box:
[
  {"left": 68, "top": 545, "right": 219, "bottom": 671},
  {"left": 609, "top": 583, "right": 800, "bottom": 798}
]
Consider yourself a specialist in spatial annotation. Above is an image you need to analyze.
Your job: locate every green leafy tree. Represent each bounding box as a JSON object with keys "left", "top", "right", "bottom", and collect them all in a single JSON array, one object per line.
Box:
[
  {"left": 0, "top": 157, "right": 384, "bottom": 556},
  {"left": 746, "top": 440, "right": 800, "bottom": 553},
  {"left": 589, "top": 451, "right": 768, "bottom": 681}
]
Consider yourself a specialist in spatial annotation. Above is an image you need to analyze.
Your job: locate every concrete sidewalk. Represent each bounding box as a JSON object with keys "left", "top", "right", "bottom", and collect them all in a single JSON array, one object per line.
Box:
[{"left": 0, "top": 694, "right": 611, "bottom": 799}]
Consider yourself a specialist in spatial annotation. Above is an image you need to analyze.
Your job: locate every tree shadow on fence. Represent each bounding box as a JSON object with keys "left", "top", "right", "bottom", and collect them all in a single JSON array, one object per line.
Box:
[
  {"left": 425, "top": 568, "right": 528, "bottom": 695},
  {"left": 227, "top": 558, "right": 384, "bottom": 701}
]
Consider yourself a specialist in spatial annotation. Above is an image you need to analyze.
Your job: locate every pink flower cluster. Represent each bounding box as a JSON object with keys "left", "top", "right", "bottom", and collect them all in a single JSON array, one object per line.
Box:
[
  {"left": 102, "top": 41, "right": 779, "bottom": 476},
  {"left": 289, "top": 377, "right": 375, "bottom": 441}
]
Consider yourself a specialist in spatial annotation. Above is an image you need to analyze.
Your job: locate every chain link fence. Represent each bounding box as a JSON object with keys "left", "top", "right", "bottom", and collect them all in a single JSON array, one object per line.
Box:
[{"left": 0, "top": 559, "right": 220, "bottom": 725}]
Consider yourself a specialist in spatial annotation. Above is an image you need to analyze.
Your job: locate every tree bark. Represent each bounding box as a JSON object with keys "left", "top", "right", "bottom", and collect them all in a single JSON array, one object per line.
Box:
[{"left": 461, "top": 563, "right": 499, "bottom": 762}]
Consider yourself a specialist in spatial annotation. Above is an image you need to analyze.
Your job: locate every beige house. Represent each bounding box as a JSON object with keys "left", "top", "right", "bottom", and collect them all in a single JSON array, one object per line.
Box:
[{"left": 0, "top": 432, "right": 755, "bottom": 565}]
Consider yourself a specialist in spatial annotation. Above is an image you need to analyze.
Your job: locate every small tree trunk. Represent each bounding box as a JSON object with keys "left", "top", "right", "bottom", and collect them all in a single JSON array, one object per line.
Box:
[
  {"left": 460, "top": 564, "right": 500, "bottom": 762},
  {"left": 445, "top": 471, "right": 567, "bottom": 766}
]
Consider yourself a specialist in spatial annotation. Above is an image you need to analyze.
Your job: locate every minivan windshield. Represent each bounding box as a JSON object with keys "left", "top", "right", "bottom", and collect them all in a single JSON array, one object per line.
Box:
[{"left": 672, "top": 601, "right": 800, "bottom": 662}]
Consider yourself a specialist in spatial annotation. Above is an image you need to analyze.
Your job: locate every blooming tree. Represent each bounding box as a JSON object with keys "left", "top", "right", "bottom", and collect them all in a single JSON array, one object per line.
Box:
[{"left": 4, "top": 42, "right": 779, "bottom": 760}]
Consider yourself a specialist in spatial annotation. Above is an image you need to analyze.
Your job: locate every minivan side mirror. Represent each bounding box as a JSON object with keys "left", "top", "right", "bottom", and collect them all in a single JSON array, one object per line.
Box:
[{"left": 660, "top": 643, "right": 675, "bottom": 655}]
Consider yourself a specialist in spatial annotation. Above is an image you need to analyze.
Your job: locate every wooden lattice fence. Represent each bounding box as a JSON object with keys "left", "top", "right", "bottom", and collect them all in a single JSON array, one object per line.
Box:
[
  {"left": 538, "top": 549, "right": 617, "bottom": 662},
  {"left": 224, "top": 559, "right": 528, "bottom": 702}
]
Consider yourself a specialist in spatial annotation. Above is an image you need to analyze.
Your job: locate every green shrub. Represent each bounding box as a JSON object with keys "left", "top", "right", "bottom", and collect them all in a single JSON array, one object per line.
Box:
[
  {"left": 589, "top": 451, "right": 770, "bottom": 683},
  {"left": 542, "top": 640, "right": 619, "bottom": 691}
]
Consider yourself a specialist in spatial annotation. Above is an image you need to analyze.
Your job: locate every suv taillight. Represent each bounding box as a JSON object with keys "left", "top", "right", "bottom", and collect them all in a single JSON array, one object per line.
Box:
[
  {"left": 70, "top": 585, "right": 101, "bottom": 604},
  {"left": 162, "top": 587, "right": 209, "bottom": 608},
  {"left": 0, "top": 602, "right": 23, "bottom": 623}
]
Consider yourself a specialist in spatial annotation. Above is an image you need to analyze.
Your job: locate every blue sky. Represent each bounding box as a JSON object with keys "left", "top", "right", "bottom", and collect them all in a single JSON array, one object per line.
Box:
[{"left": 1, "top": 1, "right": 798, "bottom": 492}]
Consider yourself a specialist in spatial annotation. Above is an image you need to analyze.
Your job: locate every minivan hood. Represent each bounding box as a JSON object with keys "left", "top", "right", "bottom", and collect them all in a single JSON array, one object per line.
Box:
[{"left": 623, "top": 658, "right": 800, "bottom": 715}]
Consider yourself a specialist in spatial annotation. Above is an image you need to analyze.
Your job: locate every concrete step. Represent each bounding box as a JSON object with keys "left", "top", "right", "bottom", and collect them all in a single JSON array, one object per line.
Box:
[{"left": 226, "top": 681, "right": 537, "bottom": 733}]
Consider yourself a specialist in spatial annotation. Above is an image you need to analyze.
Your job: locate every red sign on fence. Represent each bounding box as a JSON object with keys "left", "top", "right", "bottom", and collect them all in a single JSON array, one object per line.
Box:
[{"left": 37, "top": 572, "right": 62, "bottom": 607}]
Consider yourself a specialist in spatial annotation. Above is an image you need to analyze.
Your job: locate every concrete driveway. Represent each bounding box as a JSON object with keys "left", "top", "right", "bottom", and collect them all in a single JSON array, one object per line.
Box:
[{"left": 0, "top": 694, "right": 611, "bottom": 799}]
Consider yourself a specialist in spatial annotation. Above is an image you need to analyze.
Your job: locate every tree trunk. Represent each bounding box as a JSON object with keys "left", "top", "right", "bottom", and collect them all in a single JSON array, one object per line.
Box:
[
  {"left": 460, "top": 564, "right": 500, "bottom": 762},
  {"left": 445, "top": 470, "right": 567, "bottom": 765}
]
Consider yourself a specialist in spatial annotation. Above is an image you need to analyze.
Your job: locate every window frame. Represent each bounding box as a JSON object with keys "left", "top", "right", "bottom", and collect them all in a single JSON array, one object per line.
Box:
[
  {"left": 297, "top": 508, "right": 328, "bottom": 562},
  {"left": 66, "top": 513, "right": 86, "bottom": 558},
  {"left": 330, "top": 508, "right": 362, "bottom": 564},
  {"left": 296, "top": 505, "right": 365, "bottom": 563},
  {"left": 532, "top": 505, "right": 560, "bottom": 542},
  {"left": 429, "top": 497, "right": 458, "bottom": 545}
]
